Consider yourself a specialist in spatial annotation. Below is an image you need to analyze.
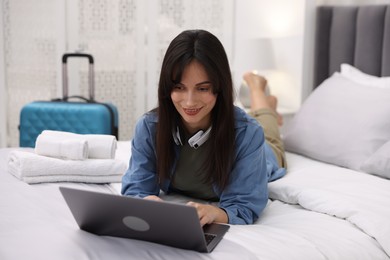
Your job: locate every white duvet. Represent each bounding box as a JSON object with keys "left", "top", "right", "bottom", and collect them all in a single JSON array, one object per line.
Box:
[
  {"left": 269, "top": 153, "right": 390, "bottom": 259},
  {"left": 1, "top": 147, "right": 389, "bottom": 260}
]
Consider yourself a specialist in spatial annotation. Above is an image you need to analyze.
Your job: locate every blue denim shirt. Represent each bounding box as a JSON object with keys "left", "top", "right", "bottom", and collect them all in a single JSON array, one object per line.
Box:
[{"left": 121, "top": 106, "right": 286, "bottom": 224}]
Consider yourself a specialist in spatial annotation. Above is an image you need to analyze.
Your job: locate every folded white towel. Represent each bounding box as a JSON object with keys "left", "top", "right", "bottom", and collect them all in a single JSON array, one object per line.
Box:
[
  {"left": 35, "top": 134, "right": 89, "bottom": 160},
  {"left": 36, "top": 130, "right": 117, "bottom": 159},
  {"left": 83, "top": 133, "right": 117, "bottom": 159},
  {"left": 8, "top": 151, "right": 127, "bottom": 184}
]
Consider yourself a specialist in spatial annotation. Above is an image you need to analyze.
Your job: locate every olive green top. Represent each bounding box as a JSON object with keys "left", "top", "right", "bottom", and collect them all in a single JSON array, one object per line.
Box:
[{"left": 171, "top": 136, "right": 218, "bottom": 201}]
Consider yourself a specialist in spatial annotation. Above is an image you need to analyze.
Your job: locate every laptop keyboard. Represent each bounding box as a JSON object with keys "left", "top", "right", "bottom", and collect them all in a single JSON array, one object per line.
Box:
[{"left": 204, "top": 233, "right": 217, "bottom": 245}]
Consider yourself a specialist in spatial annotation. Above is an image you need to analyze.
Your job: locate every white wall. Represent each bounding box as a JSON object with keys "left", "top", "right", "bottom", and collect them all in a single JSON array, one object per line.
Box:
[
  {"left": 301, "top": 0, "right": 317, "bottom": 101},
  {"left": 0, "top": 1, "right": 6, "bottom": 148}
]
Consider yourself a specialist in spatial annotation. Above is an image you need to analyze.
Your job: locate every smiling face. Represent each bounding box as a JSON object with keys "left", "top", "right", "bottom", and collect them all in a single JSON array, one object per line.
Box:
[{"left": 170, "top": 60, "right": 217, "bottom": 134}]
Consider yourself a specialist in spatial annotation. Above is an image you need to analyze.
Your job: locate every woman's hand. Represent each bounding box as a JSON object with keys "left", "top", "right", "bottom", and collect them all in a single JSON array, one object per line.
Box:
[
  {"left": 144, "top": 195, "right": 163, "bottom": 202},
  {"left": 187, "top": 201, "right": 228, "bottom": 226}
]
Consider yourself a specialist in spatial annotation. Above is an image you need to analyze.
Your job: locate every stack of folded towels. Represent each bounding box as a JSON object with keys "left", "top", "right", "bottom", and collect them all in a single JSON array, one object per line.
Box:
[{"left": 8, "top": 130, "right": 127, "bottom": 184}]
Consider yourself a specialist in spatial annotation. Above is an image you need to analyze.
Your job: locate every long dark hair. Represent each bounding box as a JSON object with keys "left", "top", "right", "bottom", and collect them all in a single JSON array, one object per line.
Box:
[{"left": 156, "top": 29, "right": 235, "bottom": 191}]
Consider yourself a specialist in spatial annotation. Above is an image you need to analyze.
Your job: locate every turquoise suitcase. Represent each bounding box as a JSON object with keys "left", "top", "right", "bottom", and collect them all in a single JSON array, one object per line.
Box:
[{"left": 19, "top": 53, "right": 119, "bottom": 147}]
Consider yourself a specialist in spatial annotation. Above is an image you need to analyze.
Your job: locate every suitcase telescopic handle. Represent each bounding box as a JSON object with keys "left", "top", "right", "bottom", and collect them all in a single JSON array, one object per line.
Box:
[{"left": 62, "top": 53, "right": 95, "bottom": 101}]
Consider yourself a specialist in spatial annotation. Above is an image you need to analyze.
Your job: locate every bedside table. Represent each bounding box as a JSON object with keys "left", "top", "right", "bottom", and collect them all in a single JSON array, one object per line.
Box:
[{"left": 277, "top": 106, "right": 298, "bottom": 137}]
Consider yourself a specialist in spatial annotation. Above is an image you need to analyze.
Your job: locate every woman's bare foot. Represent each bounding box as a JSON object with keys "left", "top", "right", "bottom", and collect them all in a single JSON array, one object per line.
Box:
[
  {"left": 243, "top": 71, "right": 268, "bottom": 93},
  {"left": 243, "top": 72, "right": 283, "bottom": 126}
]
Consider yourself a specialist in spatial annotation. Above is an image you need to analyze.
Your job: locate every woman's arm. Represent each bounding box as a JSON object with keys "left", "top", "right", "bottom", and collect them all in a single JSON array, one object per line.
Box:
[
  {"left": 121, "top": 115, "right": 160, "bottom": 197},
  {"left": 218, "top": 124, "right": 269, "bottom": 224}
]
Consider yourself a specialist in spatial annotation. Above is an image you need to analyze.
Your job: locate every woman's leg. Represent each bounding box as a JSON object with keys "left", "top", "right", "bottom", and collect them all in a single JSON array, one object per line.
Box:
[{"left": 243, "top": 72, "right": 287, "bottom": 168}]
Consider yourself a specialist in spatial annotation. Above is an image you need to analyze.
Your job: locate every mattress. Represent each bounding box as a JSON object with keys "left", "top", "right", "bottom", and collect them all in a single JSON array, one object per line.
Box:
[{"left": 0, "top": 143, "right": 389, "bottom": 260}]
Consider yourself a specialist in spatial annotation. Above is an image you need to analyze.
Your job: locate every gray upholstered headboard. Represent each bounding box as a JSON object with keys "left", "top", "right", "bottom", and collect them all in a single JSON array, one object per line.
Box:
[{"left": 314, "top": 5, "right": 390, "bottom": 88}]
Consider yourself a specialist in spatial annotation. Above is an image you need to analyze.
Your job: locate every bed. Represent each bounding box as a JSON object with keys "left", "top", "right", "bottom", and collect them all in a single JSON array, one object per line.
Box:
[{"left": 1, "top": 4, "right": 390, "bottom": 260}]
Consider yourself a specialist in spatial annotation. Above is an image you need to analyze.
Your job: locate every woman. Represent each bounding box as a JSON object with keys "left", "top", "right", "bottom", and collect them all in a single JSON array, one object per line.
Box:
[{"left": 122, "top": 29, "right": 286, "bottom": 225}]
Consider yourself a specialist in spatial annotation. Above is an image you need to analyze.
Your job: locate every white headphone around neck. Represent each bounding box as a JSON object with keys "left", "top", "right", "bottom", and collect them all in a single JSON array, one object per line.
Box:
[{"left": 173, "top": 126, "right": 212, "bottom": 149}]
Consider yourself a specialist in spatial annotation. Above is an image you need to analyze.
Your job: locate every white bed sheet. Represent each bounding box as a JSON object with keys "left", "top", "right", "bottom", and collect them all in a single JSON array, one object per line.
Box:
[{"left": 0, "top": 144, "right": 389, "bottom": 260}]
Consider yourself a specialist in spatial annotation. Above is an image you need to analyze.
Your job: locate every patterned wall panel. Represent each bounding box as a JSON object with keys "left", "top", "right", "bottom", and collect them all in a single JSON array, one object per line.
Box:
[
  {"left": 4, "top": 0, "right": 234, "bottom": 146},
  {"left": 76, "top": 0, "right": 139, "bottom": 141},
  {"left": 4, "top": 0, "right": 61, "bottom": 147}
]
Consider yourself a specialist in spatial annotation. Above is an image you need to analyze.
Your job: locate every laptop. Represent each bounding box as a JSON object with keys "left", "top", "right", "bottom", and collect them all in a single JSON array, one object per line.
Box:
[{"left": 59, "top": 187, "right": 230, "bottom": 253}]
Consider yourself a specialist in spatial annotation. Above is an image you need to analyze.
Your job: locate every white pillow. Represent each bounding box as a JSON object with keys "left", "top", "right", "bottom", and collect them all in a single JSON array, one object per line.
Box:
[
  {"left": 340, "top": 63, "right": 390, "bottom": 88},
  {"left": 283, "top": 72, "right": 390, "bottom": 175},
  {"left": 361, "top": 141, "right": 390, "bottom": 179}
]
